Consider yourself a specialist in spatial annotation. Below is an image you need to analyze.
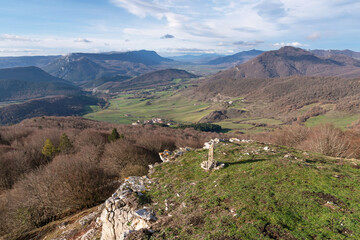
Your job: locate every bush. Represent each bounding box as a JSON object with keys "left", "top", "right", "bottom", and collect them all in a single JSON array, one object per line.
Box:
[
  {"left": 108, "top": 128, "right": 121, "bottom": 142},
  {"left": 267, "top": 124, "right": 310, "bottom": 147},
  {"left": 101, "top": 139, "right": 160, "bottom": 178},
  {"left": 42, "top": 139, "right": 57, "bottom": 158},
  {"left": 58, "top": 133, "right": 74, "bottom": 154},
  {"left": 300, "top": 124, "right": 350, "bottom": 158},
  {"left": 0, "top": 116, "right": 221, "bottom": 237},
  {"left": 7, "top": 155, "right": 116, "bottom": 231},
  {"left": 256, "top": 123, "right": 352, "bottom": 158}
]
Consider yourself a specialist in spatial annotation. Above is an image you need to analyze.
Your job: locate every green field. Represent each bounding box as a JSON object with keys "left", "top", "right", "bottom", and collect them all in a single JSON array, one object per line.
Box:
[
  {"left": 305, "top": 112, "right": 360, "bottom": 129},
  {"left": 85, "top": 91, "right": 213, "bottom": 124}
]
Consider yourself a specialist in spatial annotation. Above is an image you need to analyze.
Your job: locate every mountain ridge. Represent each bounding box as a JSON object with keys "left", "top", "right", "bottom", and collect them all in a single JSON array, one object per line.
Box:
[
  {"left": 42, "top": 50, "right": 174, "bottom": 83},
  {"left": 208, "top": 46, "right": 360, "bottom": 79}
]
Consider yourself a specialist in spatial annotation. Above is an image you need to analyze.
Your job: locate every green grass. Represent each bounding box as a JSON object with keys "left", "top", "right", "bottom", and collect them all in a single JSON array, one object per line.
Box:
[
  {"left": 305, "top": 112, "right": 360, "bottom": 130},
  {"left": 84, "top": 91, "right": 213, "bottom": 124},
  {"left": 148, "top": 141, "right": 360, "bottom": 239},
  {"left": 298, "top": 103, "right": 335, "bottom": 114}
]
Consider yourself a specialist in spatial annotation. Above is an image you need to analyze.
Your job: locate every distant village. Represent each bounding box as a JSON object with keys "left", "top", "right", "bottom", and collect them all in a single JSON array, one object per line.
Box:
[{"left": 131, "top": 117, "right": 173, "bottom": 126}]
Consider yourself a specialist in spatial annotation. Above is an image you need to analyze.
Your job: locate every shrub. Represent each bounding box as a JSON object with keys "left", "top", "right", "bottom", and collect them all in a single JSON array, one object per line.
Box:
[
  {"left": 42, "top": 139, "right": 57, "bottom": 159},
  {"left": 7, "top": 155, "right": 116, "bottom": 231},
  {"left": 101, "top": 139, "right": 160, "bottom": 177},
  {"left": 58, "top": 133, "right": 74, "bottom": 154},
  {"left": 108, "top": 128, "right": 121, "bottom": 142},
  {"left": 300, "top": 124, "right": 350, "bottom": 158}
]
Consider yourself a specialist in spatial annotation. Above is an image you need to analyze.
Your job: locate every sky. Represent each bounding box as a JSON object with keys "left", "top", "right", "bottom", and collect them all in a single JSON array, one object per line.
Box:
[{"left": 0, "top": 0, "right": 359, "bottom": 56}]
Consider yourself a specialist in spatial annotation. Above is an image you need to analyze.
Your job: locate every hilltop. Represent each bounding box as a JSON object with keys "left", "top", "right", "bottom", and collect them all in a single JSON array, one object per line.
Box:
[
  {"left": 7, "top": 138, "right": 360, "bottom": 239},
  {"left": 145, "top": 140, "right": 360, "bottom": 239}
]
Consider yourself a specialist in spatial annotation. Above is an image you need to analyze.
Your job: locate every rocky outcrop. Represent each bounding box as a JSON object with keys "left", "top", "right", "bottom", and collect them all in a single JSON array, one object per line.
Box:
[
  {"left": 100, "top": 176, "right": 156, "bottom": 240},
  {"left": 158, "top": 147, "right": 192, "bottom": 162}
]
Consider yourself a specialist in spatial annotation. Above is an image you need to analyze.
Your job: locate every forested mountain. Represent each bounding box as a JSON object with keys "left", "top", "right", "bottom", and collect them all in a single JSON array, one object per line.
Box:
[{"left": 0, "top": 66, "right": 79, "bottom": 101}]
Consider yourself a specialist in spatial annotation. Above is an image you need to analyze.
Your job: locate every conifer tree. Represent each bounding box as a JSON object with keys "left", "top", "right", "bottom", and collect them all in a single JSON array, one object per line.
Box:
[
  {"left": 58, "top": 133, "right": 73, "bottom": 154},
  {"left": 42, "top": 139, "right": 56, "bottom": 158},
  {"left": 108, "top": 128, "right": 120, "bottom": 142}
]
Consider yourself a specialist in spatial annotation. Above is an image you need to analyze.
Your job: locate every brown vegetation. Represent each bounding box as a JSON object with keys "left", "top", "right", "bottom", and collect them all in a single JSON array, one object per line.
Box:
[
  {"left": 254, "top": 123, "right": 360, "bottom": 158},
  {"left": 0, "top": 116, "right": 222, "bottom": 237},
  {"left": 192, "top": 75, "right": 360, "bottom": 118}
]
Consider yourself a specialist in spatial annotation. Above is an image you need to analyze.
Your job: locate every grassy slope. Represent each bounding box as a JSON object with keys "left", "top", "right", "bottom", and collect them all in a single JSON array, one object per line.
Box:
[
  {"left": 148, "top": 141, "right": 360, "bottom": 239},
  {"left": 85, "top": 91, "right": 213, "bottom": 124},
  {"left": 306, "top": 112, "right": 360, "bottom": 130}
]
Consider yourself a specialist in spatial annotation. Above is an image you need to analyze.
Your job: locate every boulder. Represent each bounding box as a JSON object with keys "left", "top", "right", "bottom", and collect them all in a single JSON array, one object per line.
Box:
[{"left": 100, "top": 176, "right": 156, "bottom": 240}]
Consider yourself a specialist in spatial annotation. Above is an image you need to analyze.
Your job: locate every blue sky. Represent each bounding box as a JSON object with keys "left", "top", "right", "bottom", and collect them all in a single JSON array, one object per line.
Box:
[{"left": 0, "top": 0, "right": 359, "bottom": 56}]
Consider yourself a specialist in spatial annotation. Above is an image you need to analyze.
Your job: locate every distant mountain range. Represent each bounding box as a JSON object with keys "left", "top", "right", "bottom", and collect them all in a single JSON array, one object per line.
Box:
[
  {"left": 0, "top": 66, "right": 79, "bottom": 101},
  {"left": 208, "top": 46, "right": 360, "bottom": 80},
  {"left": 206, "top": 49, "right": 264, "bottom": 65},
  {"left": 168, "top": 50, "right": 263, "bottom": 66},
  {"left": 169, "top": 54, "right": 225, "bottom": 64},
  {"left": 311, "top": 49, "right": 360, "bottom": 60},
  {"left": 42, "top": 50, "right": 174, "bottom": 83}
]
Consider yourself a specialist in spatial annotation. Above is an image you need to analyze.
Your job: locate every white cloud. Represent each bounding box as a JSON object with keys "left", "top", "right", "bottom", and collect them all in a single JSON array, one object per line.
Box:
[
  {"left": 0, "top": 34, "right": 37, "bottom": 42},
  {"left": 110, "top": 0, "right": 166, "bottom": 18},
  {"left": 273, "top": 42, "right": 307, "bottom": 48}
]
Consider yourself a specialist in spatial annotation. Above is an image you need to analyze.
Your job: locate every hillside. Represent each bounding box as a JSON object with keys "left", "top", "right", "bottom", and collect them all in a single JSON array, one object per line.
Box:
[
  {"left": 193, "top": 75, "right": 360, "bottom": 117},
  {"left": 207, "top": 49, "right": 263, "bottom": 65},
  {"left": 145, "top": 140, "right": 360, "bottom": 239},
  {"left": 102, "top": 68, "right": 198, "bottom": 92},
  {"left": 80, "top": 75, "right": 131, "bottom": 89},
  {"left": 0, "top": 116, "right": 220, "bottom": 239},
  {"left": 209, "top": 46, "right": 360, "bottom": 79},
  {"left": 0, "top": 96, "right": 103, "bottom": 125},
  {"left": 42, "top": 56, "right": 115, "bottom": 83},
  {"left": 8, "top": 138, "right": 360, "bottom": 239},
  {"left": 43, "top": 50, "right": 174, "bottom": 83},
  {"left": 0, "top": 66, "right": 80, "bottom": 101}
]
